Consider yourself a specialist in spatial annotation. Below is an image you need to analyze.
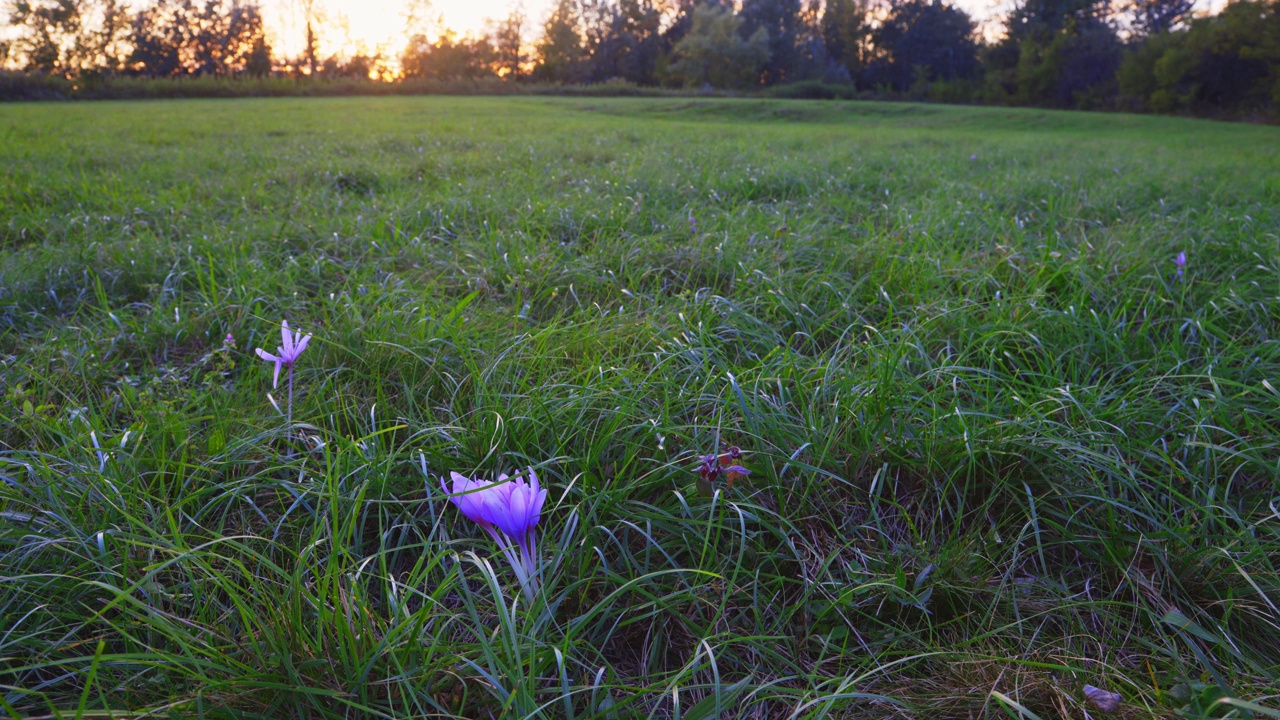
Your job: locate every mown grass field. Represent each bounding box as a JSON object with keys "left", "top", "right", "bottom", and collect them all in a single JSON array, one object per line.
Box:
[{"left": 1, "top": 96, "right": 1278, "bottom": 719}]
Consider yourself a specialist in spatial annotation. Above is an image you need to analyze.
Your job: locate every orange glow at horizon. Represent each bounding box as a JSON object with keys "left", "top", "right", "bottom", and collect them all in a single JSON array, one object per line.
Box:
[
  {"left": 263, "top": 0, "right": 545, "bottom": 60},
  {"left": 262, "top": 0, "right": 1226, "bottom": 62}
]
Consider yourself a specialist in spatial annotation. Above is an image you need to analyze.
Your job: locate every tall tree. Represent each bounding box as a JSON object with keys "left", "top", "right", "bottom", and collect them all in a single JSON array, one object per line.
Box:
[
  {"left": 820, "top": 0, "right": 868, "bottom": 78},
  {"left": 534, "top": 0, "right": 588, "bottom": 82},
  {"left": 492, "top": 6, "right": 525, "bottom": 80},
  {"left": 667, "top": 2, "right": 770, "bottom": 88},
  {"left": 984, "top": 0, "right": 1120, "bottom": 105},
  {"left": 580, "top": 0, "right": 664, "bottom": 83},
  {"left": 129, "top": 0, "right": 271, "bottom": 77},
  {"left": 295, "top": 0, "right": 322, "bottom": 75},
  {"left": 6, "top": 0, "right": 130, "bottom": 76},
  {"left": 1128, "top": 0, "right": 1194, "bottom": 36},
  {"left": 866, "top": 0, "right": 978, "bottom": 90},
  {"left": 402, "top": 30, "right": 495, "bottom": 79},
  {"left": 738, "top": 0, "right": 801, "bottom": 83},
  {"left": 1006, "top": 0, "right": 1112, "bottom": 39},
  {"left": 1118, "top": 0, "right": 1280, "bottom": 113},
  {"left": 792, "top": 0, "right": 827, "bottom": 81}
]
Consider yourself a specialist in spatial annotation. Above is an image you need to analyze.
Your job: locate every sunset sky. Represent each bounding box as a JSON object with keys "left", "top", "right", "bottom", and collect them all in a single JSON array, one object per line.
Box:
[
  {"left": 255, "top": 0, "right": 1228, "bottom": 60},
  {"left": 263, "top": 0, "right": 531, "bottom": 58},
  {"left": 263, "top": 0, "right": 1018, "bottom": 58}
]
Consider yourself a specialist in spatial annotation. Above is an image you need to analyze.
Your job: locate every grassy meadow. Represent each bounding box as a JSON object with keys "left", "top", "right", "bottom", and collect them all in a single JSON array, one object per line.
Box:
[{"left": 1, "top": 96, "right": 1279, "bottom": 718}]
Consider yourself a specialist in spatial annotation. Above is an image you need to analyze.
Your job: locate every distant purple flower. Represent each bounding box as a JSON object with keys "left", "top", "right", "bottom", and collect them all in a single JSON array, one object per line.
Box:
[
  {"left": 256, "top": 320, "right": 311, "bottom": 388},
  {"left": 689, "top": 215, "right": 697, "bottom": 233},
  {"left": 224, "top": 333, "right": 235, "bottom": 346},
  {"left": 969, "top": 154, "right": 978, "bottom": 161},
  {"left": 1174, "top": 250, "right": 1186, "bottom": 279},
  {"left": 697, "top": 446, "right": 750, "bottom": 492},
  {"left": 255, "top": 320, "right": 311, "bottom": 426},
  {"left": 1084, "top": 684, "right": 1122, "bottom": 712},
  {"left": 444, "top": 468, "right": 547, "bottom": 601}
]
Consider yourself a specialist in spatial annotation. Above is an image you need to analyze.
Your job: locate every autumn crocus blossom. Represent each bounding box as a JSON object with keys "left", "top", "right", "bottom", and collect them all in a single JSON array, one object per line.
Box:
[
  {"left": 698, "top": 446, "right": 750, "bottom": 491},
  {"left": 1174, "top": 250, "right": 1187, "bottom": 279},
  {"left": 255, "top": 320, "right": 311, "bottom": 388},
  {"left": 444, "top": 468, "right": 547, "bottom": 602},
  {"left": 256, "top": 320, "right": 311, "bottom": 426}
]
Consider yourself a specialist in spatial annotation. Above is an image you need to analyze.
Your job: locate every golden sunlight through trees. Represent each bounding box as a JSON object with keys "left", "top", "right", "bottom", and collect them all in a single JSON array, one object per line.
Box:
[{"left": 263, "top": 0, "right": 551, "bottom": 65}]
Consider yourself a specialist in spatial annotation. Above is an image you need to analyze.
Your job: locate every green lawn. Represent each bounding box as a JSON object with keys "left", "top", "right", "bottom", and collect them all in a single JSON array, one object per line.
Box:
[{"left": 1, "top": 96, "right": 1278, "bottom": 718}]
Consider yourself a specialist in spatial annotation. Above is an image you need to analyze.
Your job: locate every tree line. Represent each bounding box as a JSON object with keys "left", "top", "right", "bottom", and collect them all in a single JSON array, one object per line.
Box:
[{"left": 3, "top": 0, "right": 1278, "bottom": 118}]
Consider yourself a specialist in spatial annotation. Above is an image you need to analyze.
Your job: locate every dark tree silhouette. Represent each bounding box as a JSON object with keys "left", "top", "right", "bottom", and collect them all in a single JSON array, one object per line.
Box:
[
  {"left": 1128, "top": 0, "right": 1195, "bottom": 36},
  {"left": 580, "top": 0, "right": 664, "bottom": 83},
  {"left": 984, "top": 0, "right": 1121, "bottom": 106},
  {"left": 6, "top": 0, "right": 130, "bottom": 76},
  {"left": 667, "top": 2, "right": 770, "bottom": 88},
  {"left": 1119, "top": 0, "right": 1280, "bottom": 113},
  {"left": 821, "top": 0, "right": 868, "bottom": 79},
  {"left": 401, "top": 31, "right": 495, "bottom": 80},
  {"left": 492, "top": 6, "right": 525, "bottom": 80},
  {"left": 738, "top": 0, "right": 802, "bottom": 83},
  {"left": 129, "top": 0, "right": 270, "bottom": 77},
  {"left": 533, "top": 0, "right": 588, "bottom": 82},
  {"left": 294, "top": 0, "right": 320, "bottom": 75},
  {"left": 1007, "top": 0, "right": 1112, "bottom": 38},
  {"left": 865, "top": 0, "right": 978, "bottom": 90}
]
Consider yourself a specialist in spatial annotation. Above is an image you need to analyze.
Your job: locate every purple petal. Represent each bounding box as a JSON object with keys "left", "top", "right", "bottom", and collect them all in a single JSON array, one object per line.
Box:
[
  {"left": 446, "top": 472, "right": 502, "bottom": 527},
  {"left": 442, "top": 476, "right": 465, "bottom": 512},
  {"left": 529, "top": 488, "right": 547, "bottom": 526},
  {"left": 446, "top": 472, "right": 469, "bottom": 506},
  {"left": 482, "top": 491, "right": 514, "bottom": 535},
  {"left": 509, "top": 486, "right": 529, "bottom": 536},
  {"left": 256, "top": 348, "right": 280, "bottom": 362},
  {"left": 724, "top": 465, "right": 751, "bottom": 476},
  {"left": 460, "top": 494, "right": 487, "bottom": 524},
  {"left": 281, "top": 321, "right": 294, "bottom": 357},
  {"left": 272, "top": 359, "right": 282, "bottom": 388},
  {"left": 292, "top": 333, "right": 311, "bottom": 360}
]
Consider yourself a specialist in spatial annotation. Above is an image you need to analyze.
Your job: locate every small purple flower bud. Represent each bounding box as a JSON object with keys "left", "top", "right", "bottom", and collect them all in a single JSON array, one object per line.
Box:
[
  {"left": 1084, "top": 685, "right": 1122, "bottom": 712},
  {"left": 1173, "top": 250, "right": 1186, "bottom": 278}
]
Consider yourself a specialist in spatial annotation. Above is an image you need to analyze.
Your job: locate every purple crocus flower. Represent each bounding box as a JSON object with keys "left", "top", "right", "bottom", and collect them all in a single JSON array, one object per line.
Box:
[
  {"left": 697, "top": 446, "right": 750, "bottom": 494},
  {"left": 485, "top": 469, "right": 547, "bottom": 553},
  {"left": 444, "top": 468, "right": 547, "bottom": 601},
  {"left": 1174, "top": 250, "right": 1186, "bottom": 279},
  {"left": 255, "top": 320, "right": 311, "bottom": 426},
  {"left": 255, "top": 320, "right": 311, "bottom": 388}
]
